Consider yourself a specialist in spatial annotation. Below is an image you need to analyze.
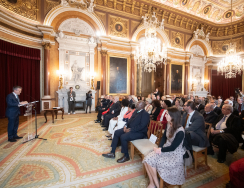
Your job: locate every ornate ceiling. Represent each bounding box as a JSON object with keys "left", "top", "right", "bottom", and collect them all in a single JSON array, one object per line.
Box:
[{"left": 153, "top": 0, "right": 244, "bottom": 23}]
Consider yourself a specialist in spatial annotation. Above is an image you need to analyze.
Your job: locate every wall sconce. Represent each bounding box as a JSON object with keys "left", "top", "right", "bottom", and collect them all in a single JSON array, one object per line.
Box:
[
  {"left": 204, "top": 80, "right": 209, "bottom": 91},
  {"left": 89, "top": 71, "right": 96, "bottom": 90},
  {"left": 56, "top": 70, "right": 65, "bottom": 90}
]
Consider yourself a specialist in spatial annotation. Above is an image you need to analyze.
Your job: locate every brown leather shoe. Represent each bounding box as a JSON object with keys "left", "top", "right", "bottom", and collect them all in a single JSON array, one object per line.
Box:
[
  {"left": 102, "top": 153, "right": 115, "bottom": 158},
  {"left": 117, "top": 155, "right": 130, "bottom": 163}
]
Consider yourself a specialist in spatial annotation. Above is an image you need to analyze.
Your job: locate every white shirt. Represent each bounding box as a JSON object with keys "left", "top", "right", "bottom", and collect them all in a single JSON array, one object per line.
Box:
[
  {"left": 12, "top": 92, "right": 18, "bottom": 99},
  {"left": 217, "top": 113, "right": 231, "bottom": 130},
  {"left": 185, "top": 110, "right": 195, "bottom": 128}
]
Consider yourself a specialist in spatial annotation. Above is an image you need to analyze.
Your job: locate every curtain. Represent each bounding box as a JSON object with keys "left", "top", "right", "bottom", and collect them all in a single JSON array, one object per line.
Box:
[
  {"left": 0, "top": 39, "right": 40, "bottom": 118},
  {"left": 211, "top": 70, "right": 242, "bottom": 100}
]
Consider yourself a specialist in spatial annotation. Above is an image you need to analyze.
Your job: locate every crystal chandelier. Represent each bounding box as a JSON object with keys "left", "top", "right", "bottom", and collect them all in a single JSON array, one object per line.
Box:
[
  {"left": 134, "top": 12, "right": 166, "bottom": 73},
  {"left": 217, "top": 0, "right": 244, "bottom": 78}
]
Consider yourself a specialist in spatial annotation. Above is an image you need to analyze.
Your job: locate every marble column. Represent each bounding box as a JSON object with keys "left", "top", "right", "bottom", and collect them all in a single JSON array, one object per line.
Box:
[
  {"left": 130, "top": 54, "right": 135, "bottom": 95},
  {"left": 184, "top": 62, "right": 189, "bottom": 95},
  {"left": 165, "top": 63, "right": 170, "bottom": 95},
  {"left": 101, "top": 50, "right": 107, "bottom": 95},
  {"left": 208, "top": 65, "right": 213, "bottom": 95},
  {"left": 42, "top": 42, "right": 52, "bottom": 110}
]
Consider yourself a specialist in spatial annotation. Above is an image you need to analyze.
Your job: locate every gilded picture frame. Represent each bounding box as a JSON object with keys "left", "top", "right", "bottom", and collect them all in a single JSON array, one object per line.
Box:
[
  {"left": 169, "top": 63, "right": 185, "bottom": 95},
  {"left": 107, "top": 55, "right": 130, "bottom": 95}
]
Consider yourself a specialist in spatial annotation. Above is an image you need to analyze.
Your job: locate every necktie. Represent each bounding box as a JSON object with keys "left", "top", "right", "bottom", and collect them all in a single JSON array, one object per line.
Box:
[
  {"left": 216, "top": 115, "right": 227, "bottom": 130},
  {"left": 184, "top": 114, "right": 189, "bottom": 128}
]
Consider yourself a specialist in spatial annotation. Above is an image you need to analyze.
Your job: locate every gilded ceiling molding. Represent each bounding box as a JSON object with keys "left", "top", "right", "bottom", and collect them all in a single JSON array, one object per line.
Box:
[
  {"left": 131, "top": 24, "right": 171, "bottom": 48},
  {"left": 43, "top": 6, "right": 106, "bottom": 35}
]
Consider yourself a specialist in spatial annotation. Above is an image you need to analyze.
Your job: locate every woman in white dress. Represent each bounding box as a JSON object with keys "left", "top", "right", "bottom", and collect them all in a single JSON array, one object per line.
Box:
[
  {"left": 106, "top": 99, "right": 129, "bottom": 139},
  {"left": 143, "top": 107, "right": 185, "bottom": 188},
  {"left": 145, "top": 98, "right": 153, "bottom": 114},
  {"left": 110, "top": 103, "right": 135, "bottom": 139}
]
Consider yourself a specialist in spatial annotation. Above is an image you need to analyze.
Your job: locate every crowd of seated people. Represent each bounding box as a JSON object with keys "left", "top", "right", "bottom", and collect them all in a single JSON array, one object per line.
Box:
[{"left": 95, "top": 90, "right": 244, "bottom": 187}]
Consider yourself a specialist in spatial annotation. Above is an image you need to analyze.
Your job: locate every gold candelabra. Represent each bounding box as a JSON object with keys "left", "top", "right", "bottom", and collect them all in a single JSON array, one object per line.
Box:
[
  {"left": 59, "top": 74, "right": 63, "bottom": 90},
  {"left": 91, "top": 76, "right": 94, "bottom": 90}
]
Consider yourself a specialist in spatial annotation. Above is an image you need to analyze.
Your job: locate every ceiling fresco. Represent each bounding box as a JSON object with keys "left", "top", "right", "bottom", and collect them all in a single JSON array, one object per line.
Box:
[{"left": 153, "top": 0, "right": 244, "bottom": 23}]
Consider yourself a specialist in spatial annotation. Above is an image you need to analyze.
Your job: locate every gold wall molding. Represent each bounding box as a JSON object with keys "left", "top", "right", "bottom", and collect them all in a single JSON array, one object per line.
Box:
[
  {"left": 0, "top": 0, "right": 38, "bottom": 20},
  {"left": 95, "top": 11, "right": 106, "bottom": 27},
  {"left": 212, "top": 37, "right": 242, "bottom": 55},
  {"left": 109, "top": 16, "right": 128, "bottom": 38},
  {"left": 171, "top": 31, "right": 184, "bottom": 49}
]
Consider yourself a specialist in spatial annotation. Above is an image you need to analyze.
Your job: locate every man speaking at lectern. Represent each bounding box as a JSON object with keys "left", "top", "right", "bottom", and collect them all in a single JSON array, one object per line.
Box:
[{"left": 6, "top": 86, "right": 28, "bottom": 142}]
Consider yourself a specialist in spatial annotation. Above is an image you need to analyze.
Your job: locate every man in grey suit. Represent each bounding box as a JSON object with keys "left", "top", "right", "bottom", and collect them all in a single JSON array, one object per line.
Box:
[
  {"left": 182, "top": 100, "right": 209, "bottom": 147},
  {"left": 67, "top": 87, "right": 76, "bottom": 114},
  {"left": 234, "top": 98, "right": 244, "bottom": 115}
]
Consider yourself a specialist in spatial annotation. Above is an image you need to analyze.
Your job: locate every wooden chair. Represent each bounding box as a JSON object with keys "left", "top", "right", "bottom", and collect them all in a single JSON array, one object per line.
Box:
[
  {"left": 192, "top": 122, "right": 212, "bottom": 170},
  {"left": 159, "top": 178, "right": 182, "bottom": 188},
  {"left": 130, "top": 120, "right": 164, "bottom": 177}
]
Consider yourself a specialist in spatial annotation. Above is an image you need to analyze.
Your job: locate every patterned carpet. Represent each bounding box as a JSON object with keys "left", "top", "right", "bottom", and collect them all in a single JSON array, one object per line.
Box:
[{"left": 0, "top": 113, "right": 243, "bottom": 188}]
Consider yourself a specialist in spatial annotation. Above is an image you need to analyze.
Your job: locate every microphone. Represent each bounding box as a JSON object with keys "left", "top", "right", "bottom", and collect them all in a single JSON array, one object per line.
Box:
[{"left": 26, "top": 95, "right": 39, "bottom": 103}]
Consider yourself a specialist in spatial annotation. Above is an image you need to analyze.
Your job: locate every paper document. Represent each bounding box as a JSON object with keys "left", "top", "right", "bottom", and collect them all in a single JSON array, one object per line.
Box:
[
  {"left": 53, "top": 107, "right": 61, "bottom": 109},
  {"left": 149, "top": 134, "right": 157, "bottom": 144}
]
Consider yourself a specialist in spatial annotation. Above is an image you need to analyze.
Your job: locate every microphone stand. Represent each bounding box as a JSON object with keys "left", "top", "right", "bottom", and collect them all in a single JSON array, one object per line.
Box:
[{"left": 22, "top": 96, "right": 47, "bottom": 144}]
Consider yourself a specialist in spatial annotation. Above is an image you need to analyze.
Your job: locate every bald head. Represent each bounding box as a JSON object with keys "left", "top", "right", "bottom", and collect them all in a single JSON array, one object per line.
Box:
[{"left": 136, "top": 101, "right": 146, "bottom": 111}]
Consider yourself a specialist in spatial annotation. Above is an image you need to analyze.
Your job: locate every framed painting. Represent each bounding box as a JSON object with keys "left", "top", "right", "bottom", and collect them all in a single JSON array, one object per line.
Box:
[
  {"left": 170, "top": 64, "right": 184, "bottom": 94},
  {"left": 108, "top": 56, "right": 129, "bottom": 94}
]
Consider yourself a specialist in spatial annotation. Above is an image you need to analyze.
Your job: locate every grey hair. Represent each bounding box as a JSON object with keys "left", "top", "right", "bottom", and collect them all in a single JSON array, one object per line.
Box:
[
  {"left": 225, "top": 99, "right": 233, "bottom": 106},
  {"left": 146, "top": 98, "right": 152, "bottom": 104},
  {"left": 114, "top": 96, "right": 119, "bottom": 101},
  {"left": 13, "top": 86, "right": 22, "bottom": 91},
  {"left": 223, "top": 104, "right": 233, "bottom": 113}
]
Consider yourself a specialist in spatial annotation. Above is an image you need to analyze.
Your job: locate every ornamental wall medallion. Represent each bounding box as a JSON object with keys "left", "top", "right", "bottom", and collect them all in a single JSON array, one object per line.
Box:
[
  {"left": 181, "top": 0, "right": 188, "bottom": 6},
  {"left": 0, "top": 0, "right": 38, "bottom": 20},
  {"left": 212, "top": 38, "right": 242, "bottom": 55},
  {"left": 224, "top": 10, "right": 234, "bottom": 19},
  {"left": 109, "top": 16, "right": 128, "bottom": 38},
  {"left": 171, "top": 32, "right": 184, "bottom": 49},
  {"left": 203, "top": 5, "right": 211, "bottom": 15}
]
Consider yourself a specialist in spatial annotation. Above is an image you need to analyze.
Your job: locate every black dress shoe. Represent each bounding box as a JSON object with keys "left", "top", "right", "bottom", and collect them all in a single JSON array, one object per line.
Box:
[
  {"left": 95, "top": 121, "right": 101, "bottom": 123},
  {"left": 108, "top": 138, "right": 112, "bottom": 140},
  {"left": 105, "top": 135, "right": 111, "bottom": 138},
  {"left": 117, "top": 155, "right": 130, "bottom": 163},
  {"left": 217, "top": 159, "right": 225, "bottom": 163},
  {"left": 207, "top": 150, "right": 215, "bottom": 155},
  {"left": 94, "top": 119, "right": 98, "bottom": 121},
  {"left": 103, "top": 128, "right": 108, "bottom": 131},
  {"left": 14, "top": 136, "right": 23, "bottom": 139},
  {"left": 102, "top": 153, "right": 115, "bottom": 158},
  {"left": 8, "top": 138, "right": 17, "bottom": 142},
  {"left": 101, "top": 125, "right": 106, "bottom": 127}
]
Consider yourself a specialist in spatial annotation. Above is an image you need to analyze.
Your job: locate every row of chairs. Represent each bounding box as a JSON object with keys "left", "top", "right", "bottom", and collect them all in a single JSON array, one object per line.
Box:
[{"left": 130, "top": 120, "right": 213, "bottom": 188}]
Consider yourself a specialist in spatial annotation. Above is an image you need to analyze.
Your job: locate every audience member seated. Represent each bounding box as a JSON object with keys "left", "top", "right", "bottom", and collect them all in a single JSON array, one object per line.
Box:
[
  {"left": 128, "top": 95, "right": 133, "bottom": 105},
  {"left": 154, "top": 88, "right": 161, "bottom": 98},
  {"left": 141, "top": 96, "right": 145, "bottom": 101},
  {"left": 156, "top": 95, "right": 160, "bottom": 100},
  {"left": 102, "top": 101, "right": 150, "bottom": 163},
  {"left": 106, "top": 99, "right": 129, "bottom": 139},
  {"left": 195, "top": 99, "right": 205, "bottom": 113},
  {"left": 157, "top": 100, "right": 172, "bottom": 129},
  {"left": 210, "top": 100, "right": 222, "bottom": 115},
  {"left": 224, "top": 99, "right": 239, "bottom": 116},
  {"left": 95, "top": 95, "right": 113, "bottom": 123},
  {"left": 229, "top": 96, "right": 236, "bottom": 107},
  {"left": 143, "top": 107, "right": 185, "bottom": 188},
  {"left": 172, "top": 95, "right": 177, "bottom": 105},
  {"left": 145, "top": 98, "right": 153, "bottom": 114},
  {"left": 150, "top": 100, "right": 162, "bottom": 121},
  {"left": 173, "top": 99, "right": 183, "bottom": 111},
  {"left": 152, "top": 95, "right": 156, "bottom": 101},
  {"left": 132, "top": 95, "right": 138, "bottom": 104},
  {"left": 137, "top": 96, "right": 142, "bottom": 101},
  {"left": 234, "top": 98, "right": 244, "bottom": 115},
  {"left": 182, "top": 101, "right": 209, "bottom": 147},
  {"left": 202, "top": 103, "right": 218, "bottom": 124},
  {"left": 101, "top": 96, "right": 121, "bottom": 131},
  {"left": 208, "top": 104, "right": 243, "bottom": 163},
  {"left": 161, "top": 96, "right": 166, "bottom": 100},
  {"left": 109, "top": 104, "right": 136, "bottom": 139},
  {"left": 217, "top": 99, "right": 223, "bottom": 108}
]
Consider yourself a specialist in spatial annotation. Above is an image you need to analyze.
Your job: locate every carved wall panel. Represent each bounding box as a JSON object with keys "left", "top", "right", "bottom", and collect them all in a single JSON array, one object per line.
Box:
[
  {"left": 45, "top": 0, "right": 59, "bottom": 15},
  {"left": 95, "top": 11, "right": 106, "bottom": 28},
  {"left": 212, "top": 38, "right": 242, "bottom": 55},
  {"left": 0, "top": 0, "right": 38, "bottom": 20},
  {"left": 131, "top": 20, "right": 140, "bottom": 33},
  {"left": 171, "top": 31, "right": 184, "bottom": 49},
  {"left": 109, "top": 16, "right": 128, "bottom": 38}
]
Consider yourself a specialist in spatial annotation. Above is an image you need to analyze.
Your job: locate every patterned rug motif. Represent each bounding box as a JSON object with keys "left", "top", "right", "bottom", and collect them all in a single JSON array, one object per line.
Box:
[{"left": 0, "top": 114, "right": 243, "bottom": 188}]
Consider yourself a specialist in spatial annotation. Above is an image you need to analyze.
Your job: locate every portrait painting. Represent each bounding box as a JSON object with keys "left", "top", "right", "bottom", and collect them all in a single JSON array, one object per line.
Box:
[
  {"left": 204, "top": 7, "right": 210, "bottom": 14},
  {"left": 182, "top": 0, "right": 188, "bottom": 6},
  {"left": 222, "top": 45, "right": 228, "bottom": 51},
  {"left": 171, "top": 64, "right": 182, "bottom": 94},
  {"left": 109, "top": 57, "right": 127, "bottom": 94},
  {"left": 225, "top": 12, "right": 232, "bottom": 18},
  {"left": 115, "top": 24, "right": 123, "bottom": 32}
]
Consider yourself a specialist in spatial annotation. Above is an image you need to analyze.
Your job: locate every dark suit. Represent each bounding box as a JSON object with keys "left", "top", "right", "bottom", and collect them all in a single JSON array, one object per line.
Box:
[
  {"left": 111, "top": 109, "right": 150, "bottom": 157},
  {"left": 103, "top": 102, "right": 121, "bottom": 128},
  {"left": 6, "top": 93, "right": 20, "bottom": 140},
  {"left": 209, "top": 114, "right": 243, "bottom": 160},
  {"left": 202, "top": 111, "right": 218, "bottom": 124},
  {"left": 213, "top": 106, "right": 222, "bottom": 115},
  {"left": 154, "top": 91, "right": 161, "bottom": 98},
  {"left": 97, "top": 100, "right": 112, "bottom": 121},
  {"left": 195, "top": 104, "right": 205, "bottom": 113},
  {"left": 181, "top": 111, "right": 209, "bottom": 147},
  {"left": 234, "top": 103, "right": 244, "bottom": 113},
  {"left": 67, "top": 91, "right": 76, "bottom": 113}
]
